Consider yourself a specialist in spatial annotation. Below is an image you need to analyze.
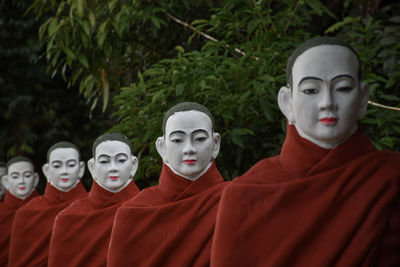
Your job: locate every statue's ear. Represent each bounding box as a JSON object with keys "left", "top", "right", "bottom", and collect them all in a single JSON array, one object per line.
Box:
[
  {"left": 358, "top": 82, "right": 369, "bottom": 120},
  {"left": 78, "top": 161, "right": 85, "bottom": 179},
  {"left": 33, "top": 172, "right": 39, "bottom": 188},
  {"left": 212, "top": 132, "right": 221, "bottom": 159},
  {"left": 156, "top": 137, "right": 167, "bottom": 163},
  {"left": 87, "top": 158, "right": 95, "bottom": 178},
  {"left": 42, "top": 163, "right": 50, "bottom": 182},
  {"left": 1, "top": 175, "right": 9, "bottom": 190},
  {"left": 130, "top": 156, "right": 139, "bottom": 178},
  {"left": 278, "top": 86, "right": 295, "bottom": 124}
]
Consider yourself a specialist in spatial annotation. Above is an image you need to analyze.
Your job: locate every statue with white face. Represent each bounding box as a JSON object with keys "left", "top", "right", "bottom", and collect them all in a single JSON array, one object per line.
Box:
[
  {"left": 156, "top": 102, "right": 221, "bottom": 180},
  {"left": 2, "top": 157, "right": 39, "bottom": 199},
  {"left": 88, "top": 133, "right": 138, "bottom": 193},
  {"left": 278, "top": 38, "right": 369, "bottom": 149},
  {"left": 0, "top": 163, "right": 6, "bottom": 199},
  {"left": 42, "top": 142, "right": 85, "bottom": 192}
]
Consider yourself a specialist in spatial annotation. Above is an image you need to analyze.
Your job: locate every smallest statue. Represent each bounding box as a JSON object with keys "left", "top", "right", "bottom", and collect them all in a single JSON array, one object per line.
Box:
[
  {"left": 0, "top": 161, "right": 6, "bottom": 201},
  {"left": 2, "top": 156, "right": 39, "bottom": 200},
  {"left": 0, "top": 156, "right": 39, "bottom": 267}
]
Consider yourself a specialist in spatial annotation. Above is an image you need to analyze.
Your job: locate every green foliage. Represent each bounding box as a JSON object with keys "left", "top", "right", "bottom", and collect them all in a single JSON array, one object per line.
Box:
[{"left": 28, "top": 0, "right": 215, "bottom": 112}]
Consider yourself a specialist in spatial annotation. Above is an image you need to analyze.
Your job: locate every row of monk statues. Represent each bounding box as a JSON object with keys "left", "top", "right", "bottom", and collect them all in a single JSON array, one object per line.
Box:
[{"left": 0, "top": 37, "right": 399, "bottom": 267}]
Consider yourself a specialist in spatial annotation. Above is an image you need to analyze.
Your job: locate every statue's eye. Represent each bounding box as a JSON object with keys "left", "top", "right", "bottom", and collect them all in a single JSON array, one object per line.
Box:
[
  {"left": 171, "top": 138, "right": 183, "bottom": 143},
  {"left": 337, "top": 86, "right": 353, "bottom": 92},
  {"left": 303, "top": 88, "right": 319, "bottom": 94}
]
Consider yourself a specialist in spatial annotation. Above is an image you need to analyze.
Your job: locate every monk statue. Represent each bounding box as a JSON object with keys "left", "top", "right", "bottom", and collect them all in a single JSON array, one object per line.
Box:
[
  {"left": 0, "top": 156, "right": 39, "bottom": 266},
  {"left": 0, "top": 161, "right": 6, "bottom": 201},
  {"left": 48, "top": 133, "right": 139, "bottom": 267},
  {"left": 8, "top": 142, "right": 87, "bottom": 267},
  {"left": 108, "top": 102, "right": 227, "bottom": 267},
  {"left": 210, "top": 37, "right": 400, "bottom": 266}
]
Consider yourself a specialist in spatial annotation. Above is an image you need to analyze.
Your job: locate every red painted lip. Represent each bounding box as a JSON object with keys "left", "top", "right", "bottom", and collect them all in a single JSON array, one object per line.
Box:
[
  {"left": 184, "top": 160, "right": 196, "bottom": 165},
  {"left": 18, "top": 187, "right": 26, "bottom": 190},
  {"left": 320, "top": 117, "right": 338, "bottom": 124},
  {"left": 61, "top": 178, "right": 69, "bottom": 182},
  {"left": 109, "top": 176, "right": 119, "bottom": 181}
]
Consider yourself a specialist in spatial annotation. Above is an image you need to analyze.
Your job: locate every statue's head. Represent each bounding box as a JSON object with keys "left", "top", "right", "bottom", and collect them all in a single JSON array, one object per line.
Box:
[
  {"left": 42, "top": 141, "right": 85, "bottom": 192},
  {"left": 88, "top": 132, "right": 138, "bottom": 193},
  {"left": 278, "top": 37, "right": 369, "bottom": 149},
  {"left": 156, "top": 102, "right": 221, "bottom": 180},
  {"left": 0, "top": 161, "right": 6, "bottom": 199},
  {"left": 2, "top": 156, "right": 39, "bottom": 199}
]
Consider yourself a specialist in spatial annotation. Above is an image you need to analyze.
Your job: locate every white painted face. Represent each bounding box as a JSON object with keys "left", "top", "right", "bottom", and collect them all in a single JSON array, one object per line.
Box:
[
  {"left": 88, "top": 140, "right": 138, "bottom": 193},
  {"left": 5, "top": 161, "right": 38, "bottom": 199},
  {"left": 278, "top": 45, "right": 369, "bottom": 149},
  {"left": 156, "top": 110, "right": 221, "bottom": 180},
  {"left": 0, "top": 167, "right": 6, "bottom": 198},
  {"left": 43, "top": 148, "right": 84, "bottom": 192}
]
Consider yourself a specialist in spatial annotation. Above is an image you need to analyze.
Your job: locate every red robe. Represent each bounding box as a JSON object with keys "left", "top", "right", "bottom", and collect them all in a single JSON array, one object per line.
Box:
[
  {"left": 0, "top": 191, "right": 38, "bottom": 266},
  {"left": 107, "top": 162, "right": 226, "bottom": 267},
  {"left": 48, "top": 180, "right": 139, "bottom": 267},
  {"left": 211, "top": 125, "right": 400, "bottom": 267},
  {"left": 8, "top": 182, "right": 87, "bottom": 267}
]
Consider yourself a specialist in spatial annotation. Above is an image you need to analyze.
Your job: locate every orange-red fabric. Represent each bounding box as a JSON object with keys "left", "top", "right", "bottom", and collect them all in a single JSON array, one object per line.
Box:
[
  {"left": 211, "top": 125, "right": 400, "bottom": 267},
  {"left": 0, "top": 191, "right": 38, "bottom": 266},
  {"left": 8, "top": 182, "right": 87, "bottom": 267},
  {"left": 48, "top": 180, "right": 139, "bottom": 267},
  {"left": 107, "top": 162, "right": 226, "bottom": 267}
]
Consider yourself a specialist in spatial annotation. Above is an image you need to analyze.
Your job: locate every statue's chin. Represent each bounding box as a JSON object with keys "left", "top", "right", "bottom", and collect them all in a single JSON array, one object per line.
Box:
[{"left": 294, "top": 124, "right": 358, "bottom": 149}]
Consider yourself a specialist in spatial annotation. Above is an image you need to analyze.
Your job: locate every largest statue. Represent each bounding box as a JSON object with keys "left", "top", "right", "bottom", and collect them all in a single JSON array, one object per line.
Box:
[{"left": 210, "top": 37, "right": 400, "bottom": 266}]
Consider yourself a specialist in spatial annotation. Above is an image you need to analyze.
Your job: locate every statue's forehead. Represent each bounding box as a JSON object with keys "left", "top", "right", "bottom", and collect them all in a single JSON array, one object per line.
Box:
[
  {"left": 95, "top": 140, "right": 131, "bottom": 156},
  {"left": 165, "top": 111, "right": 212, "bottom": 133},
  {"left": 49, "top": 147, "right": 79, "bottom": 161},
  {"left": 292, "top": 45, "right": 358, "bottom": 82},
  {"left": 8, "top": 161, "right": 33, "bottom": 172}
]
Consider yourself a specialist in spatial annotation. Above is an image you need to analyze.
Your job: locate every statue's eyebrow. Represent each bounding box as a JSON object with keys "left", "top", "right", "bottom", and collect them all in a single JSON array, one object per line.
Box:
[
  {"left": 169, "top": 130, "right": 186, "bottom": 138},
  {"left": 97, "top": 154, "right": 111, "bottom": 159},
  {"left": 331, "top": 74, "right": 354, "bottom": 81},
  {"left": 298, "top": 76, "right": 323, "bottom": 86},
  {"left": 192, "top": 129, "right": 209, "bottom": 136}
]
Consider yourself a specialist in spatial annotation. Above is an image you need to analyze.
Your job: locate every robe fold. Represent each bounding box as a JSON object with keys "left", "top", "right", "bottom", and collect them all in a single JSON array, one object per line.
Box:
[
  {"left": 8, "top": 182, "right": 87, "bottom": 267},
  {"left": 107, "top": 162, "right": 226, "bottom": 267},
  {"left": 0, "top": 191, "right": 38, "bottom": 266},
  {"left": 48, "top": 180, "right": 139, "bottom": 267},
  {"left": 211, "top": 125, "right": 400, "bottom": 267}
]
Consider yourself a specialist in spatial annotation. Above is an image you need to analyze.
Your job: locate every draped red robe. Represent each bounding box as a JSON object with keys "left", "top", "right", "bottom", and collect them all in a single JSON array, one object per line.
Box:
[
  {"left": 8, "top": 182, "right": 87, "bottom": 267},
  {"left": 47, "top": 180, "right": 139, "bottom": 267},
  {"left": 0, "top": 191, "right": 38, "bottom": 266},
  {"left": 107, "top": 162, "right": 226, "bottom": 267},
  {"left": 210, "top": 125, "right": 400, "bottom": 267}
]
